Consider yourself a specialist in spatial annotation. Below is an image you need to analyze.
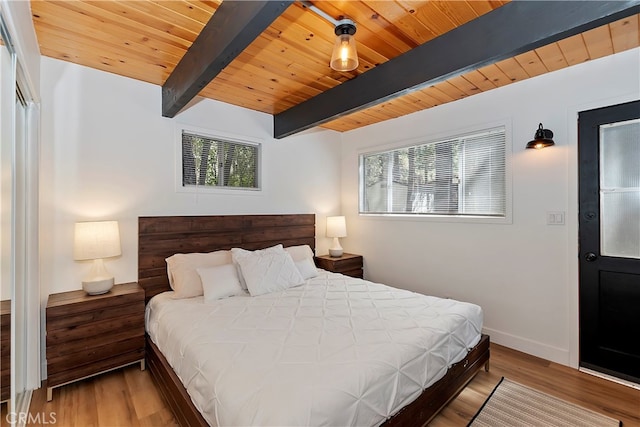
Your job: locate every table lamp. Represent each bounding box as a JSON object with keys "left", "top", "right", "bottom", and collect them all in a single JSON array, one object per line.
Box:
[
  {"left": 326, "top": 216, "right": 347, "bottom": 257},
  {"left": 74, "top": 220, "right": 121, "bottom": 295}
]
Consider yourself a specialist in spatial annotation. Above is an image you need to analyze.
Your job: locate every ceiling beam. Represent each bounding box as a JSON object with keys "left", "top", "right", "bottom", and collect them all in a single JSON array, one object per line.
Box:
[
  {"left": 274, "top": 1, "right": 640, "bottom": 139},
  {"left": 162, "top": 0, "right": 293, "bottom": 118}
]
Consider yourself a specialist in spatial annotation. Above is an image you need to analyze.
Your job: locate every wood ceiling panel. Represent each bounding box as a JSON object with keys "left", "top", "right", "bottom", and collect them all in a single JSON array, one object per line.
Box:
[
  {"left": 432, "top": 81, "right": 467, "bottom": 101},
  {"left": 87, "top": 0, "right": 204, "bottom": 42},
  {"left": 444, "top": 75, "right": 480, "bottom": 97},
  {"left": 476, "top": 64, "right": 512, "bottom": 88},
  {"left": 361, "top": 1, "right": 438, "bottom": 43},
  {"left": 33, "top": 19, "right": 180, "bottom": 72},
  {"left": 513, "top": 50, "right": 548, "bottom": 79},
  {"left": 556, "top": 34, "right": 591, "bottom": 67},
  {"left": 30, "top": 0, "right": 640, "bottom": 134},
  {"left": 36, "top": 25, "right": 174, "bottom": 85},
  {"left": 494, "top": 57, "right": 531, "bottom": 83},
  {"left": 458, "top": 70, "right": 498, "bottom": 92},
  {"left": 147, "top": 0, "right": 215, "bottom": 23},
  {"left": 610, "top": 14, "right": 640, "bottom": 52},
  {"left": 582, "top": 25, "right": 615, "bottom": 60},
  {"left": 535, "top": 43, "right": 569, "bottom": 72},
  {"left": 32, "top": 2, "right": 186, "bottom": 63},
  {"left": 432, "top": 0, "right": 483, "bottom": 27},
  {"left": 183, "top": 0, "right": 221, "bottom": 15},
  {"left": 121, "top": 0, "right": 205, "bottom": 36}
]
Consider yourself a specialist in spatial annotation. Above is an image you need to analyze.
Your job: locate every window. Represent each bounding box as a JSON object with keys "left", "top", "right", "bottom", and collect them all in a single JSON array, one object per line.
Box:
[
  {"left": 360, "top": 127, "right": 506, "bottom": 217},
  {"left": 181, "top": 131, "right": 260, "bottom": 190}
]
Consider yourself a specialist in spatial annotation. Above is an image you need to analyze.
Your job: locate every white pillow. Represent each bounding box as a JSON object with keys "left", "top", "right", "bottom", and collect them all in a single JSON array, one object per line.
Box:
[
  {"left": 233, "top": 249, "right": 304, "bottom": 296},
  {"left": 284, "top": 244, "right": 314, "bottom": 262},
  {"left": 231, "top": 244, "right": 284, "bottom": 289},
  {"left": 285, "top": 244, "right": 318, "bottom": 279},
  {"left": 165, "top": 250, "right": 232, "bottom": 299},
  {"left": 295, "top": 257, "right": 318, "bottom": 280},
  {"left": 197, "top": 264, "right": 245, "bottom": 302}
]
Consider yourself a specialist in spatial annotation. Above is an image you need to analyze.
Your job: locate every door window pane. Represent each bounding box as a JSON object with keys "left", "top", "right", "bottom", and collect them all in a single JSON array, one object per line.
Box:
[{"left": 600, "top": 119, "right": 640, "bottom": 259}]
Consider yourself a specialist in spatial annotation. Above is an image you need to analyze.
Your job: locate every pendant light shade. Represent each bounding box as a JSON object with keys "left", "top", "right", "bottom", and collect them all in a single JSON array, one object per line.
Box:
[
  {"left": 330, "top": 19, "right": 358, "bottom": 72},
  {"left": 526, "top": 123, "right": 555, "bottom": 149}
]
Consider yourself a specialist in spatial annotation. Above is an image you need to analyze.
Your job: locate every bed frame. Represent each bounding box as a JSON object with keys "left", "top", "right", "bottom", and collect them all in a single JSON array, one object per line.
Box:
[{"left": 138, "top": 214, "right": 490, "bottom": 426}]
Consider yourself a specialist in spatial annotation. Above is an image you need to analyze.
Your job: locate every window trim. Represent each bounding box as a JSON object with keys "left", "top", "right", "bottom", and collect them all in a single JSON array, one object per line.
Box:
[
  {"left": 174, "top": 124, "right": 264, "bottom": 195},
  {"left": 357, "top": 120, "right": 513, "bottom": 224}
]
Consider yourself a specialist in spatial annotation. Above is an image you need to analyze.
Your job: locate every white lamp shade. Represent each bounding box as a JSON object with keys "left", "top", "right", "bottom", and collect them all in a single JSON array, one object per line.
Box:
[
  {"left": 74, "top": 221, "right": 121, "bottom": 261},
  {"left": 326, "top": 216, "right": 347, "bottom": 238}
]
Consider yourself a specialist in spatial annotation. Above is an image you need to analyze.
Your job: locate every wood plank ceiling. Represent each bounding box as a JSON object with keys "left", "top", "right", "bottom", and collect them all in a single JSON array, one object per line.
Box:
[{"left": 31, "top": 1, "right": 640, "bottom": 134}]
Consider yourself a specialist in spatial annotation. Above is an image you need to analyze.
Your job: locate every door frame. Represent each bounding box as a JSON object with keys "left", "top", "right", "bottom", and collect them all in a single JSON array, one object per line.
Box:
[{"left": 567, "top": 95, "right": 640, "bottom": 370}]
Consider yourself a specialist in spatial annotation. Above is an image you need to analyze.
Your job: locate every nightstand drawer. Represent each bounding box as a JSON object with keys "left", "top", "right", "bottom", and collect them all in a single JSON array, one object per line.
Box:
[
  {"left": 315, "top": 253, "right": 364, "bottom": 279},
  {"left": 47, "top": 346, "right": 145, "bottom": 386},
  {"left": 46, "top": 282, "right": 143, "bottom": 319},
  {"left": 46, "top": 301, "right": 143, "bottom": 331},
  {"left": 46, "top": 312, "right": 144, "bottom": 346}
]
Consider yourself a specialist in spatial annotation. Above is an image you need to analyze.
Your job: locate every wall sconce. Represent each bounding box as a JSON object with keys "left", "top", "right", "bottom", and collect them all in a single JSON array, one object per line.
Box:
[
  {"left": 74, "top": 220, "right": 121, "bottom": 295},
  {"left": 330, "top": 19, "right": 359, "bottom": 72},
  {"left": 326, "top": 216, "right": 347, "bottom": 257},
  {"left": 526, "top": 123, "right": 555, "bottom": 149}
]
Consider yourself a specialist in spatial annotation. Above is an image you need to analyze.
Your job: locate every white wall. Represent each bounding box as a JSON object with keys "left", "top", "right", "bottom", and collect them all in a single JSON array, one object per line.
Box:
[
  {"left": 0, "top": 0, "right": 40, "bottom": 97},
  {"left": 40, "top": 57, "right": 343, "bottom": 295},
  {"left": 340, "top": 48, "right": 640, "bottom": 367}
]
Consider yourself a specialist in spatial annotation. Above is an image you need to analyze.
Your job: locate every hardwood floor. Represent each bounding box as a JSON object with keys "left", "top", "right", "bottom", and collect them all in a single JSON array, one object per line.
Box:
[{"left": 16, "top": 343, "right": 640, "bottom": 426}]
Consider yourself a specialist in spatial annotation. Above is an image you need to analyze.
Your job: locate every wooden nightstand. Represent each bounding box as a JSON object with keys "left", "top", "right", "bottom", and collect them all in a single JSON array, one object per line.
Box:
[
  {"left": 314, "top": 253, "right": 363, "bottom": 278},
  {"left": 46, "top": 282, "right": 145, "bottom": 401}
]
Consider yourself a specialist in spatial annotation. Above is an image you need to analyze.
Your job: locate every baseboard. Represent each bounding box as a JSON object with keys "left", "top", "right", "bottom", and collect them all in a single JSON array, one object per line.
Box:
[{"left": 482, "top": 327, "right": 570, "bottom": 366}]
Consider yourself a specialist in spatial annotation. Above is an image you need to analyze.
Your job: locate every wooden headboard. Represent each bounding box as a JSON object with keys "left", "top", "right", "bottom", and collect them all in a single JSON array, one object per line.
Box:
[{"left": 138, "top": 214, "right": 315, "bottom": 302}]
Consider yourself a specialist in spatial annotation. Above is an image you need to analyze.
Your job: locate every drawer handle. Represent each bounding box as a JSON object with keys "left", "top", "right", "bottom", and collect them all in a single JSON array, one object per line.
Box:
[{"left": 463, "top": 359, "right": 469, "bottom": 368}]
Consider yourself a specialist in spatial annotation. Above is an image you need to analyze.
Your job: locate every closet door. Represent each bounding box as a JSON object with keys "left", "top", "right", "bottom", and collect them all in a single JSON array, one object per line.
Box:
[
  {"left": 0, "top": 16, "right": 17, "bottom": 410},
  {"left": 0, "top": 12, "right": 39, "bottom": 416}
]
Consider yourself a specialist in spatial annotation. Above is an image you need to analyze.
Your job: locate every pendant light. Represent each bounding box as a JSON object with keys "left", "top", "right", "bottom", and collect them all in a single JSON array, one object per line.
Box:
[{"left": 330, "top": 19, "right": 358, "bottom": 72}]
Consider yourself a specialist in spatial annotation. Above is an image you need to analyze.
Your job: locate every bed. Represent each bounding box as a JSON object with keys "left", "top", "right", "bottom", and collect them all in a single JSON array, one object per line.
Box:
[{"left": 138, "top": 214, "right": 489, "bottom": 426}]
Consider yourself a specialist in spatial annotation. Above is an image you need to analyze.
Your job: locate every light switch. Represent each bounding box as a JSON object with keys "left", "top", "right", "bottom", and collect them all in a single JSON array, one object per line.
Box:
[{"left": 546, "top": 211, "right": 565, "bottom": 225}]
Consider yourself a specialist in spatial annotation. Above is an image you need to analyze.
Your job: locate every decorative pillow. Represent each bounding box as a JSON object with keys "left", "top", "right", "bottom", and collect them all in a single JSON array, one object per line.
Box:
[
  {"left": 165, "top": 250, "right": 232, "bottom": 299},
  {"left": 284, "top": 244, "right": 314, "bottom": 262},
  {"left": 233, "top": 249, "right": 304, "bottom": 296},
  {"left": 197, "top": 264, "right": 245, "bottom": 302},
  {"left": 285, "top": 244, "right": 318, "bottom": 279},
  {"left": 295, "top": 257, "right": 319, "bottom": 280},
  {"left": 231, "top": 244, "right": 284, "bottom": 290}
]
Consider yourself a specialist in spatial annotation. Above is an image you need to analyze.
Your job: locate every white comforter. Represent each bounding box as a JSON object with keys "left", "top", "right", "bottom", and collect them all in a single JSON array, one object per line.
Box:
[{"left": 146, "top": 271, "right": 482, "bottom": 427}]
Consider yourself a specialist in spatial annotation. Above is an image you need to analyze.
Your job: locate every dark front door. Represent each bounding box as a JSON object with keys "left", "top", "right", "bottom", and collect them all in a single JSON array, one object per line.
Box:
[{"left": 578, "top": 100, "right": 640, "bottom": 383}]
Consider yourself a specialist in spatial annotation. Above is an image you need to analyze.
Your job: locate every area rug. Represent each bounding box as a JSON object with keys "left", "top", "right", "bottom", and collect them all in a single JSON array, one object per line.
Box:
[{"left": 468, "top": 377, "right": 621, "bottom": 427}]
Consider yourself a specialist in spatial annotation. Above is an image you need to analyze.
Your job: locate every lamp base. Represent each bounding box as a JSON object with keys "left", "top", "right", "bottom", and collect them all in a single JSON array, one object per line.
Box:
[
  {"left": 329, "top": 248, "right": 343, "bottom": 257},
  {"left": 82, "top": 277, "right": 114, "bottom": 295},
  {"left": 329, "top": 237, "right": 344, "bottom": 257}
]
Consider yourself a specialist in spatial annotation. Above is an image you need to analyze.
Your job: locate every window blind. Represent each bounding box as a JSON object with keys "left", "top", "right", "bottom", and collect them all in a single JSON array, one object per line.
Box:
[
  {"left": 360, "top": 127, "right": 506, "bottom": 217},
  {"left": 182, "top": 132, "right": 259, "bottom": 190}
]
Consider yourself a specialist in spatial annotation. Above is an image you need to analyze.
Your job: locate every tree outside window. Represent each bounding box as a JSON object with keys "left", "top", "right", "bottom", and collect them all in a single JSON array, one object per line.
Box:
[
  {"left": 360, "top": 127, "right": 505, "bottom": 217},
  {"left": 182, "top": 132, "right": 259, "bottom": 190}
]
